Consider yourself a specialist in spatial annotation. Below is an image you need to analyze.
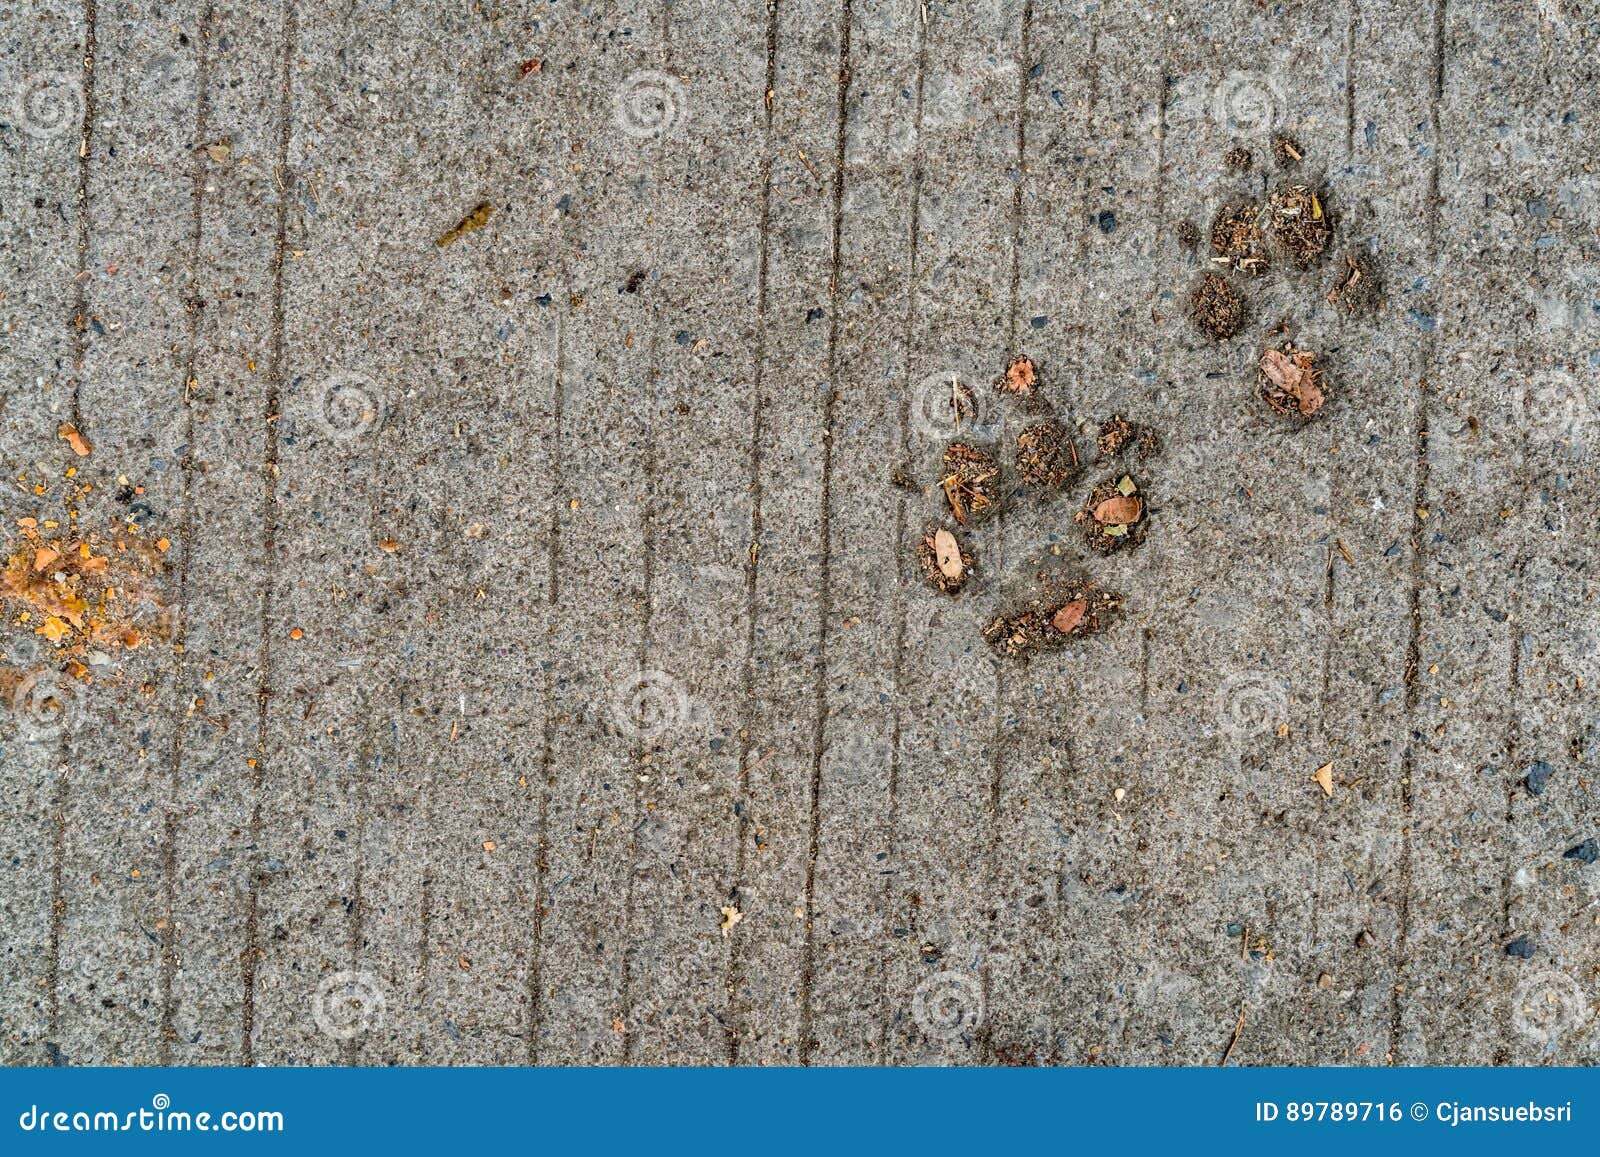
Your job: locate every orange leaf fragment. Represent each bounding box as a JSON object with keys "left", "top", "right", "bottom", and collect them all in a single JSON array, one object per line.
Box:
[
  {"left": 36, "top": 616, "right": 71, "bottom": 643},
  {"left": 1051, "top": 599, "right": 1087, "bottom": 634},
  {"left": 57, "top": 423, "right": 92, "bottom": 457},
  {"left": 1000, "top": 355, "right": 1036, "bottom": 394},
  {"left": 1093, "top": 495, "right": 1143, "bottom": 525}
]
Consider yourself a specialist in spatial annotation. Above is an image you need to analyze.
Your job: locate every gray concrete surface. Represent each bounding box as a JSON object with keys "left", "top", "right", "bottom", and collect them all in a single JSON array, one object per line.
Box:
[{"left": 1, "top": 0, "right": 1598, "bottom": 1066}]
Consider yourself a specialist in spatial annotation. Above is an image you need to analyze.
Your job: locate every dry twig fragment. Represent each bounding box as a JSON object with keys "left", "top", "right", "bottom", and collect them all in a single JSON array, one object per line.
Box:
[{"left": 436, "top": 202, "right": 495, "bottom": 248}]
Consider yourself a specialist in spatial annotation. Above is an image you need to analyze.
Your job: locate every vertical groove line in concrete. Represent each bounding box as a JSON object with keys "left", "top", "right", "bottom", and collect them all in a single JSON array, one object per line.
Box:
[
  {"left": 342, "top": 698, "right": 378, "bottom": 1065},
  {"left": 526, "top": 299, "right": 568, "bottom": 1066},
  {"left": 1151, "top": 65, "right": 1169, "bottom": 254},
  {"left": 158, "top": 0, "right": 217, "bottom": 1063},
  {"left": 67, "top": 0, "right": 98, "bottom": 428},
  {"left": 1387, "top": 0, "right": 1447, "bottom": 1065},
  {"left": 46, "top": 735, "right": 67, "bottom": 1062},
  {"left": 1494, "top": 575, "right": 1526, "bottom": 1059},
  {"left": 1343, "top": 0, "right": 1359, "bottom": 163},
  {"left": 876, "top": 2, "right": 930, "bottom": 1069},
  {"left": 796, "top": 0, "right": 853, "bottom": 1066},
  {"left": 619, "top": 330, "right": 662, "bottom": 1062},
  {"left": 1131, "top": 57, "right": 1169, "bottom": 775},
  {"left": 979, "top": 0, "right": 1034, "bottom": 1065},
  {"left": 45, "top": 0, "right": 102, "bottom": 1065},
  {"left": 724, "top": 0, "right": 780, "bottom": 1066},
  {"left": 240, "top": 0, "right": 297, "bottom": 1066}
]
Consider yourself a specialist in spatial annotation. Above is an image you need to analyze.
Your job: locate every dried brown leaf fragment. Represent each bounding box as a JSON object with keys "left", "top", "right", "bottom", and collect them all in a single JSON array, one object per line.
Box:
[{"left": 1259, "top": 344, "right": 1327, "bottom": 417}]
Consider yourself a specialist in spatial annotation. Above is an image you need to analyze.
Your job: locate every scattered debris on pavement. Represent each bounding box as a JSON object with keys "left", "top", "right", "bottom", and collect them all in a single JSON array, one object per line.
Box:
[
  {"left": 1015, "top": 421, "right": 1079, "bottom": 488},
  {"left": 983, "top": 577, "right": 1123, "bottom": 660},
  {"left": 1211, "top": 203, "right": 1269, "bottom": 276},
  {"left": 940, "top": 443, "right": 1000, "bottom": 526},
  {"left": 1268, "top": 183, "right": 1332, "bottom": 267},
  {"left": 1190, "top": 272, "right": 1245, "bottom": 339}
]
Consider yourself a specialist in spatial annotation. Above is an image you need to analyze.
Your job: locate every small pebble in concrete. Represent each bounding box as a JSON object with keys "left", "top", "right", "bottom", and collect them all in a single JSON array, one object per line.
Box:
[{"left": 1564, "top": 839, "right": 1599, "bottom": 865}]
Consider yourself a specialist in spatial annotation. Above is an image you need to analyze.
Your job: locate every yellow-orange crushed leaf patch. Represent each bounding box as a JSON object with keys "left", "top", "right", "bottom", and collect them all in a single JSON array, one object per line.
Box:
[{"left": 2, "top": 525, "right": 168, "bottom": 658}]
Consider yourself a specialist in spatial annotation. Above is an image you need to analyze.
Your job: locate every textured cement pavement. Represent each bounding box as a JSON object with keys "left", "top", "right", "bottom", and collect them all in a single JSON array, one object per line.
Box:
[{"left": 2, "top": 0, "right": 1599, "bottom": 1066}]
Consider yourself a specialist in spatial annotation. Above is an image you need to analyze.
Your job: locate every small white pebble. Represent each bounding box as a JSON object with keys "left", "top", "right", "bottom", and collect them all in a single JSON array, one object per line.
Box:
[{"left": 1113, "top": 787, "right": 1127, "bottom": 803}]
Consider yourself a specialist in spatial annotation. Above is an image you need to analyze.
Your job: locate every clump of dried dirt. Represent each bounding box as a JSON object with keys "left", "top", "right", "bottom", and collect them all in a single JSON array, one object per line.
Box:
[
  {"left": 917, "top": 526, "right": 972, "bottom": 594},
  {"left": 1077, "top": 474, "right": 1148, "bottom": 554},
  {"left": 940, "top": 443, "right": 1001, "bottom": 526},
  {"left": 1175, "top": 220, "right": 1200, "bottom": 250},
  {"left": 1015, "top": 422, "right": 1079, "bottom": 488},
  {"left": 1190, "top": 272, "right": 1246, "bottom": 339},
  {"left": 1211, "top": 203, "right": 1269, "bottom": 276},
  {"left": 1272, "top": 134, "right": 1303, "bottom": 168},
  {"left": 1096, "top": 416, "right": 1161, "bottom": 461},
  {"left": 983, "top": 577, "right": 1123, "bottom": 660},
  {"left": 1268, "top": 183, "right": 1332, "bottom": 267},
  {"left": 1258, "top": 343, "right": 1327, "bottom": 417},
  {"left": 1223, "top": 146, "right": 1252, "bottom": 172},
  {"left": 995, "top": 355, "right": 1037, "bottom": 396},
  {"left": 1326, "top": 251, "right": 1379, "bottom": 315}
]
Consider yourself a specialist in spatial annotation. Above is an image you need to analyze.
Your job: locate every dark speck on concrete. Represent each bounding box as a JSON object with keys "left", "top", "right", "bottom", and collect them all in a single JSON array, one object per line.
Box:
[
  {"left": 1097, "top": 210, "right": 1117, "bottom": 234},
  {"left": 1525, "top": 761, "right": 1553, "bottom": 795},
  {"left": 1505, "top": 935, "right": 1536, "bottom": 959}
]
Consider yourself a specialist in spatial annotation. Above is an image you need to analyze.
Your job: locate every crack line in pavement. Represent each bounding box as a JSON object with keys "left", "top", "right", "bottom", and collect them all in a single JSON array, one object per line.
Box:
[
  {"left": 979, "top": 0, "right": 1035, "bottom": 1066},
  {"left": 877, "top": 0, "right": 931, "bottom": 1070},
  {"left": 158, "top": 0, "right": 217, "bottom": 1065},
  {"left": 724, "top": 0, "right": 781, "bottom": 1067},
  {"left": 527, "top": 295, "right": 568, "bottom": 1066},
  {"left": 797, "top": 0, "right": 854, "bottom": 1067},
  {"left": 241, "top": 0, "right": 297, "bottom": 1067},
  {"left": 1387, "top": 0, "right": 1448, "bottom": 1066}
]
